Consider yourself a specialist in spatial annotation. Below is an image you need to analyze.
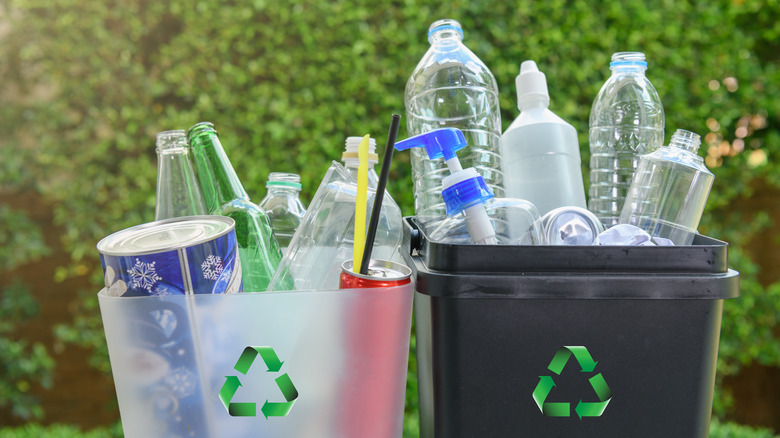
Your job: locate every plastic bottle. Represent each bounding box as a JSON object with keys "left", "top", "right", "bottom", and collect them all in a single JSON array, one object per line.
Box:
[
  {"left": 619, "top": 129, "right": 714, "bottom": 245},
  {"left": 187, "top": 122, "right": 284, "bottom": 292},
  {"left": 405, "top": 18, "right": 503, "bottom": 231},
  {"left": 588, "top": 52, "right": 665, "bottom": 227},
  {"left": 258, "top": 172, "right": 307, "bottom": 252},
  {"left": 341, "top": 137, "right": 406, "bottom": 264},
  {"left": 395, "top": 128, "right": 541, "bottom": 245},
  {"left": 267, "top": 160, "right": 404, "bottom": 291},
  {"left": 154, "top": 130, "right": 207, "bottom": 220},
  {"left": 500, "top": 60, "right": 586, "bottom": 217}
]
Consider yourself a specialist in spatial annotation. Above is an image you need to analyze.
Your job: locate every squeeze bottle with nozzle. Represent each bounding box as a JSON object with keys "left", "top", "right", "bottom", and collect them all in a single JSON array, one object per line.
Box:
[
  {"left": 500, "top": 60, "right": 586, "bottom": 217},
  {"left": 396, "top": 129, "right": 543, "bottom": 245}
]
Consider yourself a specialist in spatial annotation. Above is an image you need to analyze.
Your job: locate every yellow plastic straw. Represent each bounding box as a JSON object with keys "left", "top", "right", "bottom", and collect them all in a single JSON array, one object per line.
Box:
[{"left": 352, "top": 134, "right": 370, "bottom": 273}]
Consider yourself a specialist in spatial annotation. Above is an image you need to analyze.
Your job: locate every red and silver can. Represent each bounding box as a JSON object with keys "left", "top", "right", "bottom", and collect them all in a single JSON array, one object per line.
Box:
[{"left": 339, "top": 259, "right": 412, "bottom": 289}]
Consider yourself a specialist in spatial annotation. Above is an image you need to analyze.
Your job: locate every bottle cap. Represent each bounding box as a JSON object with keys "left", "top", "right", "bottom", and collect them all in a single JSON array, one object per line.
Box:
[
  {"left": 342, "top": 137, "right": 379, "bottom": 165},
  {"left": 516, "top": 60, "right": 550, "bottom": 110},
  {"left": 394, "top": 128, "right": 468, "bottom": 161},
  {"left": 266, "top": 172, "right": 302, "bottom": 190}
]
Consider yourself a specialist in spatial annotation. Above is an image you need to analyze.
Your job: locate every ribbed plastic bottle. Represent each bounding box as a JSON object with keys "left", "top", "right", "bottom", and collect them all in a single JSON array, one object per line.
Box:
[
  {"left": 258, "top": 173, "right": 307, "bottom": 252},
  {"left": 500, "top": 60, "right": 586, "bottom": 217},
  {"left": 154, "top": 129, "right": 207, "bottom": 220},
  {"left": 589, "top": 52, "right": 664, "bottom": 227},
  {"left": 405, "top": 18, "right": 503, "bottom": 231},
  {"left": 619, "top": 129, "right": 714, "bottom": 245}
]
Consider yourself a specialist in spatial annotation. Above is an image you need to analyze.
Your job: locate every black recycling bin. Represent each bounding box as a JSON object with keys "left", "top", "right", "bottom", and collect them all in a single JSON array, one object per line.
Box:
[{"left": 404, "top": 218, "right": 739, "bottom": 438}]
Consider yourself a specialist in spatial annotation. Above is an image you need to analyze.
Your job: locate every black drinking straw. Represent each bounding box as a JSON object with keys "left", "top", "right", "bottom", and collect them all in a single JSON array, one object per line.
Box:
[{"left": 359, "top": 114, "right": 401, "bottom": 275}]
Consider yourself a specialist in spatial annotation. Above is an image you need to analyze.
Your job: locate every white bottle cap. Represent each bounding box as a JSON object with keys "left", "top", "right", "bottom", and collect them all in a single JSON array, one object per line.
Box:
[{"left": 516, "top": 60, "right": 550, "bottom": 110}]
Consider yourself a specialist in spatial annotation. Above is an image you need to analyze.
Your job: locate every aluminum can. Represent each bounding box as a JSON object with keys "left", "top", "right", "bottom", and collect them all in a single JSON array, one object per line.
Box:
[
  {"left": 539, "top": 206, "right": 606, "bottom": 245},
  {"left": 339, "top": 259, "right": 412, "bottom": 289},
  {"left": 97, "top": 216, "right": 242, "bottom": 296}
]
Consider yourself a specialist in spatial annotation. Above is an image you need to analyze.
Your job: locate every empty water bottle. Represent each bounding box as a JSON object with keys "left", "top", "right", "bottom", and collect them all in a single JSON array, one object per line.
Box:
[
  {"left": 258, "top": 173, "right": 307, "bottom": 252},
  {"left": 619, "top": 129, "right": 714, "bottom": 245},
  {"left": 589, "top": 52, "right": 664, "bottom": 227},
  {"left": 405, "top": 19, "right": 503, "bottom": 231}
]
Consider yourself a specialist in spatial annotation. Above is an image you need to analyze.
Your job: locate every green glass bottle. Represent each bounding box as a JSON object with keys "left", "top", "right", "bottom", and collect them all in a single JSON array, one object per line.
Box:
[{"left": 187, "top": 122, "right": 283, "bottom": 292}]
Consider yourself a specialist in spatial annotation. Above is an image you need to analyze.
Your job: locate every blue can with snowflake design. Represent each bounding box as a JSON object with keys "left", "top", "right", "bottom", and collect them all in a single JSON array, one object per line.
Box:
[{"left": 97, "top": 216, "right": 243, "bottom": 297}]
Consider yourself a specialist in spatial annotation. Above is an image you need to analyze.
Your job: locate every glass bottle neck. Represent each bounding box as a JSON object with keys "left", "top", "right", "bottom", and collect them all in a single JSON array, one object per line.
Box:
[
  {"left": 267, "top": 186, "right": 302, "bottom": 197},
  {"left": 188, "top": 129, "right": 248, "bottom": 212}
]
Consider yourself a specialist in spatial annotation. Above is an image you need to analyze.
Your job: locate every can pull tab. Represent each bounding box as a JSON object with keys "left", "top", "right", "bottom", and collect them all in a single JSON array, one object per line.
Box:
[{"left": 394, "top": 128, "right": 468, "bottom": 173}]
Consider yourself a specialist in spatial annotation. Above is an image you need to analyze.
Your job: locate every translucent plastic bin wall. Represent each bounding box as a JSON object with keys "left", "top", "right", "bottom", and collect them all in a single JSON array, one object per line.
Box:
[{"left": 98, "top": 285, "right": 414, "bottom": 438}]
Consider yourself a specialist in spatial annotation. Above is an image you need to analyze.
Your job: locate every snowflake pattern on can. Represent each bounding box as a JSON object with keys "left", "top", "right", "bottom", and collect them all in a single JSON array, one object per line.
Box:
[
  {"left": 200, "top": 255, "right": 224, "bottom": 281},
  {"left": 163, "top": 367, "right": 197, "bottom": 399},
  {"left": 127, "top": 258, "right": 163, "bottom": 292}
]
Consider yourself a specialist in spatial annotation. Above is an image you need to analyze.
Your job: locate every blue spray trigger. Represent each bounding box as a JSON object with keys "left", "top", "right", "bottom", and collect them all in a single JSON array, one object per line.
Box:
[{"left": 394, "top": 128, "right": 468, "bottom": 161}]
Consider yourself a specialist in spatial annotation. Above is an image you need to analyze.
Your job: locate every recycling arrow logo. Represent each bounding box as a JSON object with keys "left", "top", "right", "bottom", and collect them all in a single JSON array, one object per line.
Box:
[
  {"left": 219, "top": 346, "right": 298, "bottom": 419},
  {"left": 532, "top": 346, "right": 612, "bottom": 419}
]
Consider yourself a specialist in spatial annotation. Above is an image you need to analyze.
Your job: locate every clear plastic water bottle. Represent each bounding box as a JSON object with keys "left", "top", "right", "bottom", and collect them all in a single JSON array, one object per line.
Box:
[
  {"left": 619, "top": 129, "right": 714, "bottom": 245},
  {"left": 500, "top": 60, "right": 586, "bottom": 217},
  {"left": 405, "top": 18, "right": 503, "bottom": 231},
  {"left": 258, "top": 172, "right": 307, "bottom": 252},
  {"left": 588, "top": 52, "right": 664, "bottom": 228}
]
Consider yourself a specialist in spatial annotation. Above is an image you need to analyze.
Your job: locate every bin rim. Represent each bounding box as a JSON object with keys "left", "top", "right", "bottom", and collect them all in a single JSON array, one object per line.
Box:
[{"left": 404, "top": 217, "right": 732, "bottom": 275}]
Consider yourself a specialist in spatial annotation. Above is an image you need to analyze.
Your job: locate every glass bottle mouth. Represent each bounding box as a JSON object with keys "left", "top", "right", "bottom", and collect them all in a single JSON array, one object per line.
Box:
[
  {"left": 610, "top": 52, "right": 647, "bottom": 69},
  {"left": 155, "top": 129, "right": 188, "bottom": 152},
  {"left": 266, "top": 172, "right": 302, "bottom": 190},
  {"left": 186, "top": 121, "right": 217, "bottom": 141},
  {"left": 427, "top": 18, "right": 463, "bottom": 44}
]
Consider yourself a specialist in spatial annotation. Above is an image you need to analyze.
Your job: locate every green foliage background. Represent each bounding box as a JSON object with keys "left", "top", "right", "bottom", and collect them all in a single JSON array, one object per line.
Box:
[{"left": 1, "top": 0, "right": 778, "bottom": 435}]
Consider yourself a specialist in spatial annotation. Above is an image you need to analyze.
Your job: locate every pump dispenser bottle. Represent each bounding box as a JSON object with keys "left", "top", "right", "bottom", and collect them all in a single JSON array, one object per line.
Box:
[{"left": 396, "top": 129, "right": 542, "bottom": 245}]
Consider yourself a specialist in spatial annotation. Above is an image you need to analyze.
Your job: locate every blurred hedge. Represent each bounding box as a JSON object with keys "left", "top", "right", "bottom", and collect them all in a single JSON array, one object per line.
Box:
[{"left": 1, "top": 0, "right": 779, "bottom": 434}]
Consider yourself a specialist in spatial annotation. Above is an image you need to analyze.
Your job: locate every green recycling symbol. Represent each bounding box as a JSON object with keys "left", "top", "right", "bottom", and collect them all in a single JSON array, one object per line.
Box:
[
  {"left": 219, "top": 346, "right": 298, "bottom": 419},
  {"left": 532, "top": 346, "right": 612, "bottom": 419}
]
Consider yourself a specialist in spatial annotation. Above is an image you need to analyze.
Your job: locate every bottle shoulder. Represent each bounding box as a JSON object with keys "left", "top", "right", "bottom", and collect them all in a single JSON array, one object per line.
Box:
[
  {"left": 406, "top": 45, "right": 498, "bottom": 94},
  {"left": 643, "top": 148, "right": 713, "bottom": 174},
  {"left": 505, "top": 107, "right": 572, "bottom": 130}
]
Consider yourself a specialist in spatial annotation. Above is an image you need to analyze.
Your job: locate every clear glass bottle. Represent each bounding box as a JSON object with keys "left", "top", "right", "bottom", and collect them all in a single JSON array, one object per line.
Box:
[
  {"left": 500, "top": 60, "right": 586, "bottom": 217},
  {"left": 186, "top": 122, "right": 283, "bottom": 292},
  {"left": 154, "top": 130, "right": 207, "bottom": 220},
  {"left": 619, "top": 129, "right": 714, "bottom": 245},
  {"left": 588, "top": 52, "right": 664, "bottom": 227},
  {"left": 258, "top": 173, "right": 307, "bottom": 252},
  {"left": 405, "top": 18, "right": 503, "bottom": 231}
]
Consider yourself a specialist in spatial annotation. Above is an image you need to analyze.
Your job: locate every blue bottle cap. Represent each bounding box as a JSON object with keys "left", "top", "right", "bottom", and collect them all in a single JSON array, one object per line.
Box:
[
  {"left": 394, "top": 128, "right": 468, "bottom": 161},
  {"left": 441, "top": 173, "right": 494, "bottom": 215}
]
